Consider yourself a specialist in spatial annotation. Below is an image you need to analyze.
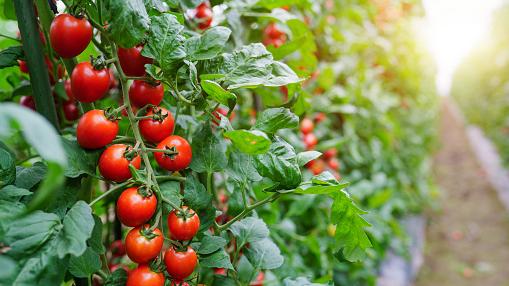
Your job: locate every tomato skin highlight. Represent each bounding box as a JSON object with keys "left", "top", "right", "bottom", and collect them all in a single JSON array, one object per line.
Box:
[
  {"left": 139, "top": 107, "right": 175, "bottom": 143},
  {"left": 118, "top": 45, "right": 152, "bottom": 77},
  {"left": 164, "top": 246, "right": 197, "bottom": 280},
  {"left": 126, "top": 264, "right": 165, "bottom": 286},
  {"left": 98, "top": 144, "right": 141, "bottom": 182},
  {"left": 154, "top": 135, "right": 192, "bottom": 171},
  {"left": 195, "top": 2, "right": 213, "bottom": 30},
  {"left": 300, "top": 118, "right": 314, "bottom": 134},
  {"left": 167, "top": 206, "right": 200, "bottom": 241},
  {"left": 117, "top": 187, "right": 157, "bottom": 227},
  {"left": 125, "top": 225, "right": 163, "bottom": 263},
  {"left": 49, "top": 14, "right": 92, "bottom": 58},
  {"left": 76, "top": 110, "right": 118, "bottom": 149},
  {"left": 71, "top": 62, "right": 111, "bottom": 103},
  {"left": 129, "top": 80, "right": 164, "bottom": 108}
]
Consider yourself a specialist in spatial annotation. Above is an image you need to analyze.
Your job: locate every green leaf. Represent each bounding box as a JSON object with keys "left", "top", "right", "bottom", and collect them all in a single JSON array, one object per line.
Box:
[
  {"left": 56, "top": 201, "right": 94, "bottom": 258},
  {"left": 190, "top": 124, "right": 228, "bottom": 173},
  {"left": 160, "top": 181, "right": 183, "bottom": 211},
  {"left": 26, "top": 162, "right": 65, "bottom": 212},
  {"left": 0, "top": 103, "right": 66, "bottom": 166},
  {"left": 199, "top": 249, "right": 234, "bottom": 269},
  {"left": 0, "top": 147, "right": 16, "bottom": 187},
  {"left": 254, "top": 137, "right": 301, "bottom": 191},
  {"left": 224, "top": 130, "right": 271, "bottom": 155},
  {"left": 15, "top": 162, "right": 47, "bottom": 189},
  {"left": 184, "top": 175, "right": 211, "bottom": 210},
  {"left": 197, "top": 235, "right": 228, "bottom": 255},
  {"left": 89, "top": 215, "right": 106, "bottom": 254},
  {"left": 103, "top": 0, "right": 149, "bottom": 48},
  {"left": 12, "top": 82, "right": 32, "bottom": 97},
  {"left": 212, "top": 275, "right": 237, "bottom": 286},
  {"left": 229, "top": 217, "right": 269, "bottom": 247},
  {"left": 143, "top": 0, "right": 167, "bottom": 12},
  {"left": 62, "top": 138, "right": 101, "bottom": 178},
  {"left": 331, "top": 191, "right": 372, "bottom": 262},
  {"left": 68, "top": 247, "right": 101, "bottom": 278},
  {"left": 104, "top": 268, "right": 128, "bottom": 286},
  {"left": 283, "top": 277, "right": 327, "bottom": 286},
  {"left": 201, "top": 80, "right": 237, "bottom": 110},
  {"left": 0, "top": 185, "right": 31, "bottom": 201},
  {"left": 0, "top": 255, "right": 17, "bottom": 281},
  {"left": 226, "top": 151, "right": 262, "bottom": 184},
  {"left": 245, "top": 238, "right": 284, "bottom": 270},
  {"left": 295, "top": 173, "right": 349, "bottom": 195},
  {"left": 253, "top": 107, "right": 299, "bottom": 134},
  {"left": 142, "top": 14, "right": 186, "bottom": 72},
  {"left": 296, "top": 151, "right": 322, "bottom": 167},
  {"left": 185, "top": 27, "right": 231, "bottom": 61},
  {"left": 0, "top": 46, "right": 23, "bottom": 69}
]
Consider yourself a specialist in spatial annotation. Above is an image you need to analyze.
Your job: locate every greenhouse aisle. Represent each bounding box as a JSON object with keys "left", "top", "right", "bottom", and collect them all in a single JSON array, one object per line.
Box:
[{"left": 415, "top": 100, "right": 509, "bottom": 286}]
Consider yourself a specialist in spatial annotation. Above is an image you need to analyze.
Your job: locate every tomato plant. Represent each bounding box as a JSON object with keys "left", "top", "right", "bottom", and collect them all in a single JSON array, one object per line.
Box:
[{"left": 0, "top": 0, "right": 437, "bottom": 285}]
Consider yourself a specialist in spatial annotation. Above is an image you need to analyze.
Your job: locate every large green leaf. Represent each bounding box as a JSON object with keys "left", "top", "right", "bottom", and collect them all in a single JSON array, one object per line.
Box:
[
  {"left": 199, "top": 248, "right": 234, "bottom": 269},
  {"left": 196, "top": 235, "right": 228, "bottom": 255},
  {"left": 201, "top": 80, "right": 237, "bottom": 110},
  {"left": 56, "top": 201, "right": 94, "bottom": 258},
  {"left": 62, "top": 138, "right": 101, "bottom": 178},
  {"left": 184, "top": 174, "right": 211, "bottom": 210},
  {"left": 224, "top": 130, "right": 271, "bottom": 155},
  {"left": 0, "top": 147, "right": 15, "bottom": 187},
  {"left": 253, "top": 107, "right": 299, "bottom": 134},
  {"left": 14, "top": 162, "right": 47, "bottom": 190},
  {"left": 229, "top": 217, "right": 269, "bottom": 248},
  {"left": 0, "top": 46, "right": 23, "bottom": 69},
  {"left": 103, "top": 0, "right": 149, "bottom": 48},
  {"left": 189, "top": 124, "right": 228, "bottom": 173},
  {"left": 185, "top": 27, "right": 231, "bottom": 61},
  {"left": 226, "top": 151, "right": 262, "bottom": 184},
  {"left": 68, "top": 247, "right": 101, "bottom": 278},
  {"left": 245, "top": 238, "right": 284, "bottom": 270},
  {"left": 142, "top": 14, "right": 186, "bottom": 73}
]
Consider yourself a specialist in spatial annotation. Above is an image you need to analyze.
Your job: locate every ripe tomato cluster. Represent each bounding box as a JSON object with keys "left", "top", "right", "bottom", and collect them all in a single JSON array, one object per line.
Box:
[
  {"left": 301, "top": 115, "right": 341, "bottom": 178},
  {"left": 263, "top": 23, "right": 287, "bottom": 48}
]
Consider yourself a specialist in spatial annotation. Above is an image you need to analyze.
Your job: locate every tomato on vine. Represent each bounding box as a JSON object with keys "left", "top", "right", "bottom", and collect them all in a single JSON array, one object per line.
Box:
[
  {"left": 63, "top": 101, "right": 79, "bottom": 121},
  {"left": 164, "top": 246, "right": 197, "bottom": 280},
  {"left": 98, "top": 144, "right": 141, "bottom": 182},
  {"left": 49, "top": 14, "right": 92, "bottom": 58},
  {"left": 167, "top": 206, "right": 200, "bottom": 241},
  {"left": 18, "top": 60, "right": 28, "bottom": 74},
  {"left": 109, "top": 240, "right": 126, "bottom": 257},
  {"left": 303, "top": 133, "right": 318, "bottom": 150},
  {"left": 129, "top": 80, "right": 164, "bottom": 108},
  {"left": 323, "top": 148, "right": 337, "bottom": 160},
  {"left": 71, "top": 62, "right": 111, "bottom": 102},
  {"left": 118, "top": 45, "right": 152, "bottom": 77},
  {"left": 139, "top": 107, "right": 175, "bottom": 143},
  {"left": 125, "top": 225, "right": 163, "bottom": 263},
  {"left": 328, "top": 158, "right": 340, "bottom": 170},
  {"left": 154, "top": 135, "right": 192, "bottom": 171},
  {"left": 76, "top": 110, "right": 118, "bottom": 149},
  {"left": 300, "top": 118, "right": 314, "bottom": 134},
  {"left": 19, "top": 96, "right": 35, "bottom": 110},
  {"left": 116, "top": 187, "right": 157, "bottom": 227},
  {"left": 126, "top": 265, "right": 165, "bottom": 286},
  {"left": 251, "top": 272, "right": 265, "bottom": 286},
  {"left": 263, "top": 23, "right": 287, "bottom": 48},
  {"left": 194, "top": 2, "right": 213, "bottom": 30}
]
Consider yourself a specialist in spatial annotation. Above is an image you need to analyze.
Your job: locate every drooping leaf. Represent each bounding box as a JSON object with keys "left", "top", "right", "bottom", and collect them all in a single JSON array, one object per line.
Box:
[
  {"left": 200, "top": 248, "right": 234, "bottom": 269},
  {"left": 201, "top": 80, "right": 237, "bottom": 110},
  {"left": 296, "top": 151, "right": 322, "bottom": 167},
  {"left": 14, "top": 162, "right": 47, "bottom": 190},
  {"left": 229, "top": 217, "right": 269, "bottom": 247},
  {"left": 62, "top": 138, "right": 101, "bottom": 178},
  {"left": 0, "top": 185, "right": 31, "bottom": 201},
  {"left": 0, "top": 147, "right": 16, "bottom": 187},
  {"left": 224, "top": 130, "right": 271, "bottom": 155},
  {"left": 253, "top": 107, "right": 299, "bottom": 134},
  {"left": 103, "top": 0, "right": 150, "bottom": 48},
  {"left": 197, "top": 235, "right": 228, "bottom": 255},
  {"left": 226, "top": 151, "right": 262, "bottom": 184},
  {"left": 68, "top": 247, "right": 101, "bottom": 278},
  {"left": 190, "top": 124, "right": 228, "bottom": 173},
  {"left": 184, "top": 174, "right": 211, "bottom": 210},
  {"left": 245, "top": 238, "right": 284, "bottom": 270},
  {"left": 0, "top": 46, "right": 23, "bottom": 69},
  {"left": 185, "top": 27, "right": 232, "bottom": 61},
  {"left": 56, "top": 201, "right": 95, "bottom": 258}
]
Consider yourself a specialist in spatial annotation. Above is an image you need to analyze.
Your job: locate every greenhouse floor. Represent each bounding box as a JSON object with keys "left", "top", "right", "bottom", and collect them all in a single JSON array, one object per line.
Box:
[{"left": 415, "top": 100, "right": 509, "bottom": 286}]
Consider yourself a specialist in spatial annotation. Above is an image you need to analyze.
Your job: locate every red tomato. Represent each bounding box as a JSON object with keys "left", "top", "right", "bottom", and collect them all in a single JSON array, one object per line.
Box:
[
  {"left": 300, "top": 118, "right": 314, "bottom": 134},
  {"left": 308, "top": 159, "right": 325, "bottom": 175},
  {"left": 49, "top": 14, "right": 92, "bottom": 58},
  {"left": 167, "top": 206, "right": 200, "bottom": 241},
  {"left": 117, "top": 187, "right": 157, "bottom": 227},
  {"left": 262, "top": 23, "right": 286, "bottom": 47},
  {"left": 139, "top": 107, "right": 175, "bottom": 143},
  {"left": 98, "top": 144, "right": 141, "bottom": 182},
  {"left": 214, "top": 268, "right": 226, "bottom": 275},
  {"left": 164, "top": 246, "right": 197, "bottom": 280},
  {"left": 126, "top": 264, "right": 165, "bottom": 286},
  {"left": 64, "top": 79, "right": 74, "bottom": 101},
  {"left": 110, "top": 240, "right": 126, "bottom": 257},
  {"left": 118, "top": 45, "right": 152, "bottom": 77},
  {"left": 63, "top": 101, "right": 80, "bottom": 121},
  {"left": 303, "top": 133, "right": 318, "bottom": 150},
  {"left": 109, "top": 264, "right": 129, "bottom": 273},
  {"left": 328, "top": 158, "right": 340, "bottom": 170},
  {"left": 19, "top": 60, "right": 29, "bottom": 73},
  {"left": 251, "top": 272, "right": 265, "bottom": 286},
  {"left": 154, "top": 135, "right": 192, "bottom": 172},
  {"left": 109, "top": 69, "right": 118, "bottom": 89},
  {"left": 71, "top": 62, "right": 111, "bottom": 102},
  {"left": 323, "top": 148, "right": 337, "bottom": 160},
  {"left": 125, "top": 225, "right": 163, "bottom": 263},
  {"left": 19, "top": 96, "right": 35, "bottom": 110},
  {"left": 128, "top": 80, "right": 164, "bottom": 108},
  {"left": 314, "top": 112, "right": 326, "bottom": 123},
  {"left": 76, "top": 110, "right": 118, "bottom": 149},
  {"left": 195, "top": 2, "right": 213, "bottom": 30}
]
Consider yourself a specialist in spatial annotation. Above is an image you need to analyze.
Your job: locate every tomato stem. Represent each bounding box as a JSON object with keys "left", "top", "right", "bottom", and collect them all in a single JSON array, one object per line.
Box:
[
  {"left": 155, "top": 175, "right": 186, "bottom": 182},
  {"left": 89, "top": 181, "right": 131, "bottom": 206},
  {"left": 145, "top": 148, "right": 179, "bottom": 156}
]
